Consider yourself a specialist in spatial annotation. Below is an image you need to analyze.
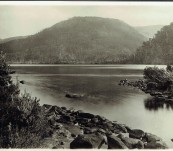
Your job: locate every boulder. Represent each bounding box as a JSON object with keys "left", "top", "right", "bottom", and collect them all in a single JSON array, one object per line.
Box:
[
  {"left": 113, "top": 123, "right": 127, "bottom": 133},
  {"left": 107, "top": 134, "right": 128, "bottom": 149},
  {"left": 84, "top": 127, "right": 97, "bottom": 134},
  {"left": 144, "top": 133, "right": 162, "bottom": 142},
  {"left": 43, "top": 104, "right": 52, "bottom": 109},
  {"left": 143, "top": 133, "right": 168, "bottom": 149},
  {"left": 129, "top": 129, "right": 145, "bottom": 139},
  {"left": 145, "top": 140, "right": 168, "bottom": 149},
  {"left": 118, "top": 133, "right": 144, "bottom": 149},
  {"left": 78, "top": 112, "right": 95, "bottom": 119},
  {"left": 70, "top": 133, "right": 105, "bottom": 149},
  {"left": 63, "top": 115, "right": 76, "bottom": 123}
]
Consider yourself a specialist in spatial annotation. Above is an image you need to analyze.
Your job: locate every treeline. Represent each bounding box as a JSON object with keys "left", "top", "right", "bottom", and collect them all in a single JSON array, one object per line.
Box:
[
  {"left": 134, "top": 23, "right": 173, "bottom": 64},
  {"left": 0, "top": 17, "right": 145, "bottom": 64}
]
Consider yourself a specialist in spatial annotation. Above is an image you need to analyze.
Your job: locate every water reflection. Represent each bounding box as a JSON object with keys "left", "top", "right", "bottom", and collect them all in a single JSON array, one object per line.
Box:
[{"left": 144, "top": 97, "right": 173, "bottom": 111}]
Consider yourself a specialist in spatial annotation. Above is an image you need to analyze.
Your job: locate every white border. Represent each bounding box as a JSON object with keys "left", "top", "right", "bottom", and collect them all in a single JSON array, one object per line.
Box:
[{"left": 0, "top": 1, "right": 173, "bottom": 6}]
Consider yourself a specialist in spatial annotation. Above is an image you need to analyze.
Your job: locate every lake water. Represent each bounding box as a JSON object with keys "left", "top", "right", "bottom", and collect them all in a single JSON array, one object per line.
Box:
[{"left": 11, "top": 64, "right": 173, "bottom": 148}]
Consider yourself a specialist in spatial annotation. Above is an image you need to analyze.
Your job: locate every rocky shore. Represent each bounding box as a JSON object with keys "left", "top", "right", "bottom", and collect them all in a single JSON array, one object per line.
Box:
[{"left": 40, "top": 104, "right": 168, "bottom": 149}]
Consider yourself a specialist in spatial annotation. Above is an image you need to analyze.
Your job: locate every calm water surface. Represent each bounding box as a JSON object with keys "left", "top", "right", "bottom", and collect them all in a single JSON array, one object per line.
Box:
[{"left": 11, "top": 64, "right": 173, "bottom": 147}]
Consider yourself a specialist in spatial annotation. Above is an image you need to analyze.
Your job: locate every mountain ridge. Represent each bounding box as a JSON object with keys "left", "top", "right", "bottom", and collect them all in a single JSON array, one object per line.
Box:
[{"left": 0, "top": 16, "right": 147, "bottom": 64}]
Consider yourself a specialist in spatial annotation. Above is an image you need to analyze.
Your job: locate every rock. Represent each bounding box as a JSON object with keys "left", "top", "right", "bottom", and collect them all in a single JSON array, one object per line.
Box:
[
  {"left": 113, "top": 123, "right": 127, "bottom": 133},
  {"left": 145, "top": 140, "right": 168, "bottom": 149},
  {"left": 60, "top": 141, "right": 64, "bottom": 145},
  {"left": 61, "top": 107, "right": 67, "bottom": 110},
  {"left": 171, "top": 138, "right": 173, "bottom": 142},
  {"left": 43, "top": 104, "right": 52, "bottom": 110},
  {"left": 71, "top": 133, "right": 76, "bottom": 138},
  {"left": 63, "top": 115, "right": 76, "bottom": 123},
  {"left": 143, "top": 133, "right": 168, "bottom": 149},
  {"left": 118, "top": 133, "right": 144, "bottom": 149},
  {"left": 145, "top": 133, "right": 162, "bottom": 142},
  {"left": 129, "top": 129, "right": 145, "bottom": 139},
  {"left": 70, "top": 133, "right": 105, "bottom": 149},
  {"left": 84, "top": 127, "right": 97, "bottom": 134},
  {"left": 97, "top": 128, "right": 106, "bottom": 134},
  {"left": 49, "top": 105, "right": 61, "bottom": 113},
  {"left": 66, "top": 93, "right": 84, "bottom": 98},
  {"left": 78, "top": 112, "right": 95, "bottom": 119},
  {"left": 91, "top": 117, "right": 99, "bottom": 123},
  {"left": 77, "top": 117, "right": 91, "bottom": 125},
  {"left": 107, "top": 134, "right": 128, "bottom": 149}
]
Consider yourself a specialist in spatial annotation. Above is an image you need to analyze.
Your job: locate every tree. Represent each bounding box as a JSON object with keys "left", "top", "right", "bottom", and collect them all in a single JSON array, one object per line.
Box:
[{"left": 0, "top": 52, "right": 52, "bottom": 148}]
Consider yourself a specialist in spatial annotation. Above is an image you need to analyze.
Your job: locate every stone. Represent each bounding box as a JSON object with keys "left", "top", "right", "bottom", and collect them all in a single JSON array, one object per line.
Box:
[
  {"left": 77, "top": 118, "right": 91, "bottom": 124},
  {"left": 91, "top": 117, "right": 99, "bottom": 123},
  {"left": 78, "top": 112, "right": 95, "bottom": 119},
  {"left": 129, "top": 129, "right": 145, "bottom": 139},
  {"left": 118, "top": 133, "right": 144, "bottom": 149},
  {"left": 113, "top": 123, "right": 127, "bottom": 133},
  {"left": 97, "top": 128, "right": 106, "bottom": 134},
  {"left": 70, "top": 133, "right": 105, "bottom": 149},
  {"left": 145, "top": 133, "right": 162, "bottom": 142},
  {"left": 71, "top": 133, "right": 76, "bottom": 138},
  {"left": 145, "top": 140, "right": 168, "bottom": 149},
  {"left": 63, "top": 115, "right": 76, "bottom": 122},
  {"left": 106, "top": 134, "right": 128, "bottom": 149},
  {"left": 43, "top": 104, "right": 52, "bottom": 110},
  {"left": 84, "top": 127, "right": 97, "bottom": 134}
]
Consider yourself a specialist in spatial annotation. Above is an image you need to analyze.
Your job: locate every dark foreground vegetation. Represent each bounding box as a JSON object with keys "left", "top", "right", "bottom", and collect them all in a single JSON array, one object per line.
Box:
[{"left": 0, "top": 52, "right": 168, "bottom": 148}]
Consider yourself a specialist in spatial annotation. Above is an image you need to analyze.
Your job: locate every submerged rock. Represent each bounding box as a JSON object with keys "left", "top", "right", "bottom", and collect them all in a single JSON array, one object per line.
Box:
[{"left": 66, "top": 93, "right": 84, "bottom": 99}]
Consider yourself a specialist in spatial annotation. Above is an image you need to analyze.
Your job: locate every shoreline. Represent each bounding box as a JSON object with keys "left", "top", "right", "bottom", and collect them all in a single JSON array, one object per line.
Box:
[{"left": 41, "top": 103, "right": 168, "bottom": 149}]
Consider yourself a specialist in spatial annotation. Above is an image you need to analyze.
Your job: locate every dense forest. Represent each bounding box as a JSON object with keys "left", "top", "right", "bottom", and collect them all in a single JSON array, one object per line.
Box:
[
  {"left": 134, "top": 23, "right": 173, "bottom": 64},
  {"left": 0, "top": 17, "right": 146, "bottom": 64}
]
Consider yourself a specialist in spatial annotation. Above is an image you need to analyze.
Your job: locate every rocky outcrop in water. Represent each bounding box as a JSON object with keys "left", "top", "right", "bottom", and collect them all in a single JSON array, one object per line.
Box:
[{"left": 41, "top": 104, "right": 168, "bottom": 149}]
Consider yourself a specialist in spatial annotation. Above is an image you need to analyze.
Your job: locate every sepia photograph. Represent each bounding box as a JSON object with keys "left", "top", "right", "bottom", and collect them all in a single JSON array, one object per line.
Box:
[{"left": 0, "top": 1, "right": 173, "bottom": 149}]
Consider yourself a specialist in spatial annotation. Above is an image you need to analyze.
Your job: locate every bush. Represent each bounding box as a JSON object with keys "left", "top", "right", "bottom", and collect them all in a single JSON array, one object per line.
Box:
[
  {"left": 143, "top": 66, "right": 173, "bottom": 91},
  {"left": 0, "top": 52, "right": 52, "bottom": 148}
]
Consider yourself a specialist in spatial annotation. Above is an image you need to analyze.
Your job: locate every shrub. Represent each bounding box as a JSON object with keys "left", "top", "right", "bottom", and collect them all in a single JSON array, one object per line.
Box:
[{"left": 0, "top": 52, "right": 52, "bottom": 148}]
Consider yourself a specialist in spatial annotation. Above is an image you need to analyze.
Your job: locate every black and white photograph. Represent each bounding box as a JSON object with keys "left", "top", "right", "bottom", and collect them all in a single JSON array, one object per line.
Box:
[{"left": 0, "top": 1, "right": 173, "bottom": 149}]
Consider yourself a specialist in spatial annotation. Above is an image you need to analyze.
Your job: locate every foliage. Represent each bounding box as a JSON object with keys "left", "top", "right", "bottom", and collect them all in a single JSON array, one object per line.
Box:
[
  {"left": 135, "top": 23, "right": 173, "bottom": 64},
  {"left": 143, "top": 65, "right": 173, "bottom": 91},
  {"left": 0, "top": 17, "right": 146, "bottom": 64},
  {"left": 0, "top": 51, "right": 52, "bottom": 148}
]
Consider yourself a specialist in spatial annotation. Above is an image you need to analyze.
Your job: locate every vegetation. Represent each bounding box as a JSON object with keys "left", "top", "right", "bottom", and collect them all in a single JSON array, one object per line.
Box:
[
  {"left": 0, "top": 52, "right": 52, "bottom": 148},
  {"left": 0, "top": 17, "right": 146, "bottom": 64},
  {"left": 119, "top": 65, "right": 173, "bottom": 98},
  {"left": 134, "top": 22, "right": 173, "bottom": 64}
]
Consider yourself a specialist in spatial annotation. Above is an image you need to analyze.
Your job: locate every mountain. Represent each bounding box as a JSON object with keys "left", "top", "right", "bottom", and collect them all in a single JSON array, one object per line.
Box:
[
  {"left": 134, "top": 23, "right": 173, "bottom": 64},
  {"left": 0, "top": 36, "right": 28, "bottom": 44},
  {"left": 0, "top": 17, "right": 147, "bottom": 64},
  {"left": 135, "top": 25, "right": 164, "bottom": 39}
]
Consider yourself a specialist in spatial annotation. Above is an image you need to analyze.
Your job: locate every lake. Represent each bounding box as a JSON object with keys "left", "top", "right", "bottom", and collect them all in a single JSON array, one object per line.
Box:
[{"left": 11, "top": 64, "right": 173, "bottom": 147}]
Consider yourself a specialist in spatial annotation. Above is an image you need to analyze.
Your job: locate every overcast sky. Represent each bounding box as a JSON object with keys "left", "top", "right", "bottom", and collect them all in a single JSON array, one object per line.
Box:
[{"left": 1, "top": 2, "right": 173, "bottom": 39}]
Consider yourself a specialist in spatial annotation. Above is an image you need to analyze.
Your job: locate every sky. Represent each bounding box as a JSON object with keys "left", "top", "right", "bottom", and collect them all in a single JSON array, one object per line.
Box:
[{"left": 1, "top": 2, "right": 173, "bottom": 39}]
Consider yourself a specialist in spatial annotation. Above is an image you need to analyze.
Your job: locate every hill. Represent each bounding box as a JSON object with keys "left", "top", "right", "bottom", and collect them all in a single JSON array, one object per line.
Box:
[
  {"left": 135, "top": 25, "right": 164, "bottom": 39},
  {"left": 0, "top": 36, "right": 28, "bottom": 44},
  {"left": 134, "top": 23, "right": 173, "bottom": 64},
  {"left": 0, "top": 17, "right": 146, "bottom": 64}
]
